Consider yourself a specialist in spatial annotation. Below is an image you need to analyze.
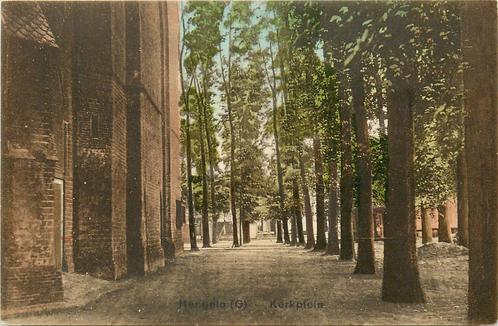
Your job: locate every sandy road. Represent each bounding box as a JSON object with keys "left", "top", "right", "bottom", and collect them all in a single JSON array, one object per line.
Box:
[{"left": 7, "top": 239, "right": 467, "bottom": 325}]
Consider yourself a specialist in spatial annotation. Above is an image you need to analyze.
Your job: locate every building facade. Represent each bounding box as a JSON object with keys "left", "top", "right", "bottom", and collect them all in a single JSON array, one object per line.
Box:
[{"left": 1, "top": 2, "right": 185, "bottom": 311}]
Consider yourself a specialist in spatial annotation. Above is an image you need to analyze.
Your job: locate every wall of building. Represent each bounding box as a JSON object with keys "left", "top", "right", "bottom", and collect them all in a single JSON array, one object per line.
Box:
[
  {"left": 166, "top": 2, "right": 185, "bottom": 256},
  {"left": 72, "top": 3, "right": 128, "bottom": 280},
  {"left": 138, "top": 2, "right": 166, "bottom": 271},
  {"left": 1, "top": 7, "right": 64, "bottom": 307},
  {"left": 1, "top": 1, "right": 184, "bottom": 310}
]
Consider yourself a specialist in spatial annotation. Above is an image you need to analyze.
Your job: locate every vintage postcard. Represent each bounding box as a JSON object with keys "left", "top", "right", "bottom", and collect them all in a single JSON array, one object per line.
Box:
[{"left": 1, "top": 1, "right": 497, "bottom": 325}]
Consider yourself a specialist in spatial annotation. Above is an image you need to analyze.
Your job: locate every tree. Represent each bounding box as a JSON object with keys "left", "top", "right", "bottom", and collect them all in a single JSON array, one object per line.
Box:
[
  {"left": 180, "top": 5, "right": 199, "bottom": 251},
  {"left": 351, "top": 59, "right": 375, "bottom": 274},
  {"left": 460, "top": 1, "right": 498, "bottom": 322},
  {"left": 286, "top": 2, "right": 329, "bottom": 251},
  {"left": 219, "top": 2, "right": 256, "bottom": 247},
  {"left": 261, "top": 27, "right": 286, "bottom": 244},
  {"left": 382, "top": 76, "right": 425, "bottom": 303},
  {"left": 421, "top": 206, "right": 434, "bottom": 244},
  {"left": 320, "top": 44, "right": 342, "bottom": 256},
  {"left": 381, "top": 3, "right": 425, "bottom": 303},
  {"left": 312, "top": 135, "right": 327, "bottom": 250},
  {"left": 183, "top": 1, "right": 226, "bottom": 248},
  {"left": 437, "top": 201, "right": 453, "bottom": 243},
  {"left": 232, "top": 49, "right": 269, "bottom": 246},
  {"left": 326, "top": 160, "right": 340, "bottom": 255},
  {"left": 193, "top": 74, "right": 212, "bottom": 248},
  {"left": 320, "top": 1, "right": 357, "bottom": 260},
  {"left": 338, "top": 75, "right": 355, "bottom": 260}
]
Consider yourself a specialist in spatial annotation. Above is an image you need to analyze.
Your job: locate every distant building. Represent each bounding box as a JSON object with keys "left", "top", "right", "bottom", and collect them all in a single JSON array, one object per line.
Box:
[{"left": 1, "top": 2, "right": 185, "bottom": 312}]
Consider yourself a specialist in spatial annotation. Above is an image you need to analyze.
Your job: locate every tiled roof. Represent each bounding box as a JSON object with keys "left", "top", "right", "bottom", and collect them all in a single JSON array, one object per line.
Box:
[{"left": 1, "top": 3, "right": 58, "bottom": 48}]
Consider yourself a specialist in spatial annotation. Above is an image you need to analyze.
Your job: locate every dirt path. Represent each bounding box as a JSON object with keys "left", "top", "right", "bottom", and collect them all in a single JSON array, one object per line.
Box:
[{"left": 7, "top": 239, "right": 467, "bottom": 325}]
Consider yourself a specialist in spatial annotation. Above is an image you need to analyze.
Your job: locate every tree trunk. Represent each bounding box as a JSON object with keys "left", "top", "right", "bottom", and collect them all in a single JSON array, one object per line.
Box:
[
  {"left": 179, "top": 19, "right": 198, "bottom": 251},
  {"left": 438, "top": 202, "right": 453, "bottom": 243},
  {"left": 313, "top": 136, "right": 327, "bottom": 250},
  {"left": 461, "top": 3, "right": 498, "bottom": 321},
  {"left": 326, "top": 160, "right": 340, "bottom": 255},
  {"left": 274, "top": 103, "right": 289, "bottom": 244},
  {"left": 456, "top": 151, "right": 469, "bottom": 247},
  {"left": 421, "top": 205, "right": 433, "bottom": 244},
  {"left": 276, "top": 220, "right": 283, "bottom": 243},
  {"left": 290, "top": 204, "right": 298, "bottom": 246},
  {"left": 298, "top": 151, "right": 315, "bottom": 249},
  {"left": 293, "top": 178, "right": 305, "bottom": 245},
  {"left": 381, "top": 80, "right": 425, "bottom": 303},
  {"left": 338, "top": 75, "right": 355, "bottom": 260},
  {"left": 228, "top": 115, "right": 239, "bottom": 246},
  {"left": 206, "top": 126, "right": 218, "bottom": 245},
  {"left": 197, "top": 102, "right": 211, "bottom": 248},
  {"left": 239, "top": 199, "right": 243, "bottom": 247},
  {"left": 273, "top": 27, "right": 291, "bottom": 245},
  {"left": 219, "top": 26, "right": 239, "bottom": 248},
  {"left": 199, "top": 68, "right": 218, "bottom": 246},
  {"left": 185, "top": 111, "right": 199, "bottom": 251},
  {"left": 243, "top": 220, "right": 250, "bottom": 244},
  {"left": 351, "top": 61, "right": 375, "bottom": 274}
]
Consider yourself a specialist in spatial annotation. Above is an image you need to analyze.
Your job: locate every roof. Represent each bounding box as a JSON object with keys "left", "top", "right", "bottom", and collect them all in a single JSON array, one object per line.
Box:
[{"left": 1, "top": 3, "right": 58, "bottom": 48}]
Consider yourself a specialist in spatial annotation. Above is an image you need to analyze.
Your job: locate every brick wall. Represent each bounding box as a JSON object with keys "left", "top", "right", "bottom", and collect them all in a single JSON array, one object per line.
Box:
[
  {"left": 138, "top": 2, "right": 166, "bottom": 270},
  {"left": 1, "top": 2, "right": 185, "bottom": 312},
  {"left": 42, "top": 2, "right": 76, "bottom": 273},
  {"left": 110, "top": 3, "right": 128, "bottom": 281},
  {"left": 166, "top": 2, "right": 186, "bottom": 255},
  {"left": 73, "top": 3, "right": 127, "bottom": 280},
  {"left": 1, "top": 30, "right": 63, "bottom": 309},
  {"left": 2, "top": 159, "right": 64, "bottom": 308}
]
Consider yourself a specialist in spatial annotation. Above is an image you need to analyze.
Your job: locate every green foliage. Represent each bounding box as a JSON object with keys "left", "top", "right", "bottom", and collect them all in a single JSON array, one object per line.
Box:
[{"left": 180, "top": 1, "right": 466, "bottom": 226}]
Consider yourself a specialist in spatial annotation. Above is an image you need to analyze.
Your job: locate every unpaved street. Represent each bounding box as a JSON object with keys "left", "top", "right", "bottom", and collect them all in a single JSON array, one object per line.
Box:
[{"left": 8, "top": 240, "right": 467, "bottom": 325}]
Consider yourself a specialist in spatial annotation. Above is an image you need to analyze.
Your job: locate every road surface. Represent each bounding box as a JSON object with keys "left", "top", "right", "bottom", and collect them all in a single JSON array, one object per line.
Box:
[{"left": 7, "top": 239, "right": 467, "bottom": 325}]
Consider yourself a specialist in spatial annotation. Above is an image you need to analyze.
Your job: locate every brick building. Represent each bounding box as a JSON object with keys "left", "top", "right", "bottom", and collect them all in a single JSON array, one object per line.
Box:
[{"left": 1, "top": 2, "right": 185, "bottom": 312}]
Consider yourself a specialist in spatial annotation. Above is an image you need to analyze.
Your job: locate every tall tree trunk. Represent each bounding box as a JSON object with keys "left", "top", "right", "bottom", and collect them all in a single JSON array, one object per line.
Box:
[
  {"left": 179, "top": 13, "right": 198, "bottom": 251},
  {"left": 381, "top": 80, "right": 425, "bottom": 303},
  {"left": 292, "top": 178, "right": 305, "bottom": 245},
  {"left": 228, "top": 112, "right": 239, "bottom": 247},
  {"left": 298, "top": 150, "right": 315, "bottom": 249},
  {"left": 262, "top": 39, "right": 287, "bottom": 245},
  {"left": 438, "top": 202, "right": 453, "bottom": 243},
  {"left": 326, "top": 160, "right": 340, "bottom": 255},
  {"left": 313, "top": 136, "right": 327, "bottom": 250},
  {"left": 197, "top": 69, "right": 219, "bottom": 248},
  {"left": 421, "top": 205, "right": 434, "bottom": 244},
  {"left": 197, "top": 101, "right": 211, "bottom": 248},
  {"left": 241, "top": 204, "right": 250, "bottom": 244},
  {"left": 461, "top": 2, "right": 498, "bottom": 322},
  {"left": 185, "top": 110, "right": 199, "bottom": 251},
  {"left": 200, "top": 70, "right": 218, "bottom": 245},
  {"left": 274, "top": 98, "right": 289, "bottom": 244},
  {"left": 219, "top": 27, "right": 239, "bottom": 248},
  {"left": 289, "top": 167, "right": 298, "bottom": 246},
  {"left": 274, "top": 35, "right": 291, "bottom": 245},
  {"left": 351, "top": 61, "right": 375, "bottom": 274},
  {"left": 338, "top": 75, "right": 355, "bottom": 260},
  {"left": 276, "top": 220, "right": 283, "bottom": 243},
  {"left": 205, "top": 115, "right": 218, "bottom": 245},
  {"left": 456, "top": 151, "right": 469, "bottom": 247},
  {"left": 290, "top": 201, "right": 298, "bottom": 246},
  {"left": 238, "top": 188, "right": 243, "bottom": 247}
]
